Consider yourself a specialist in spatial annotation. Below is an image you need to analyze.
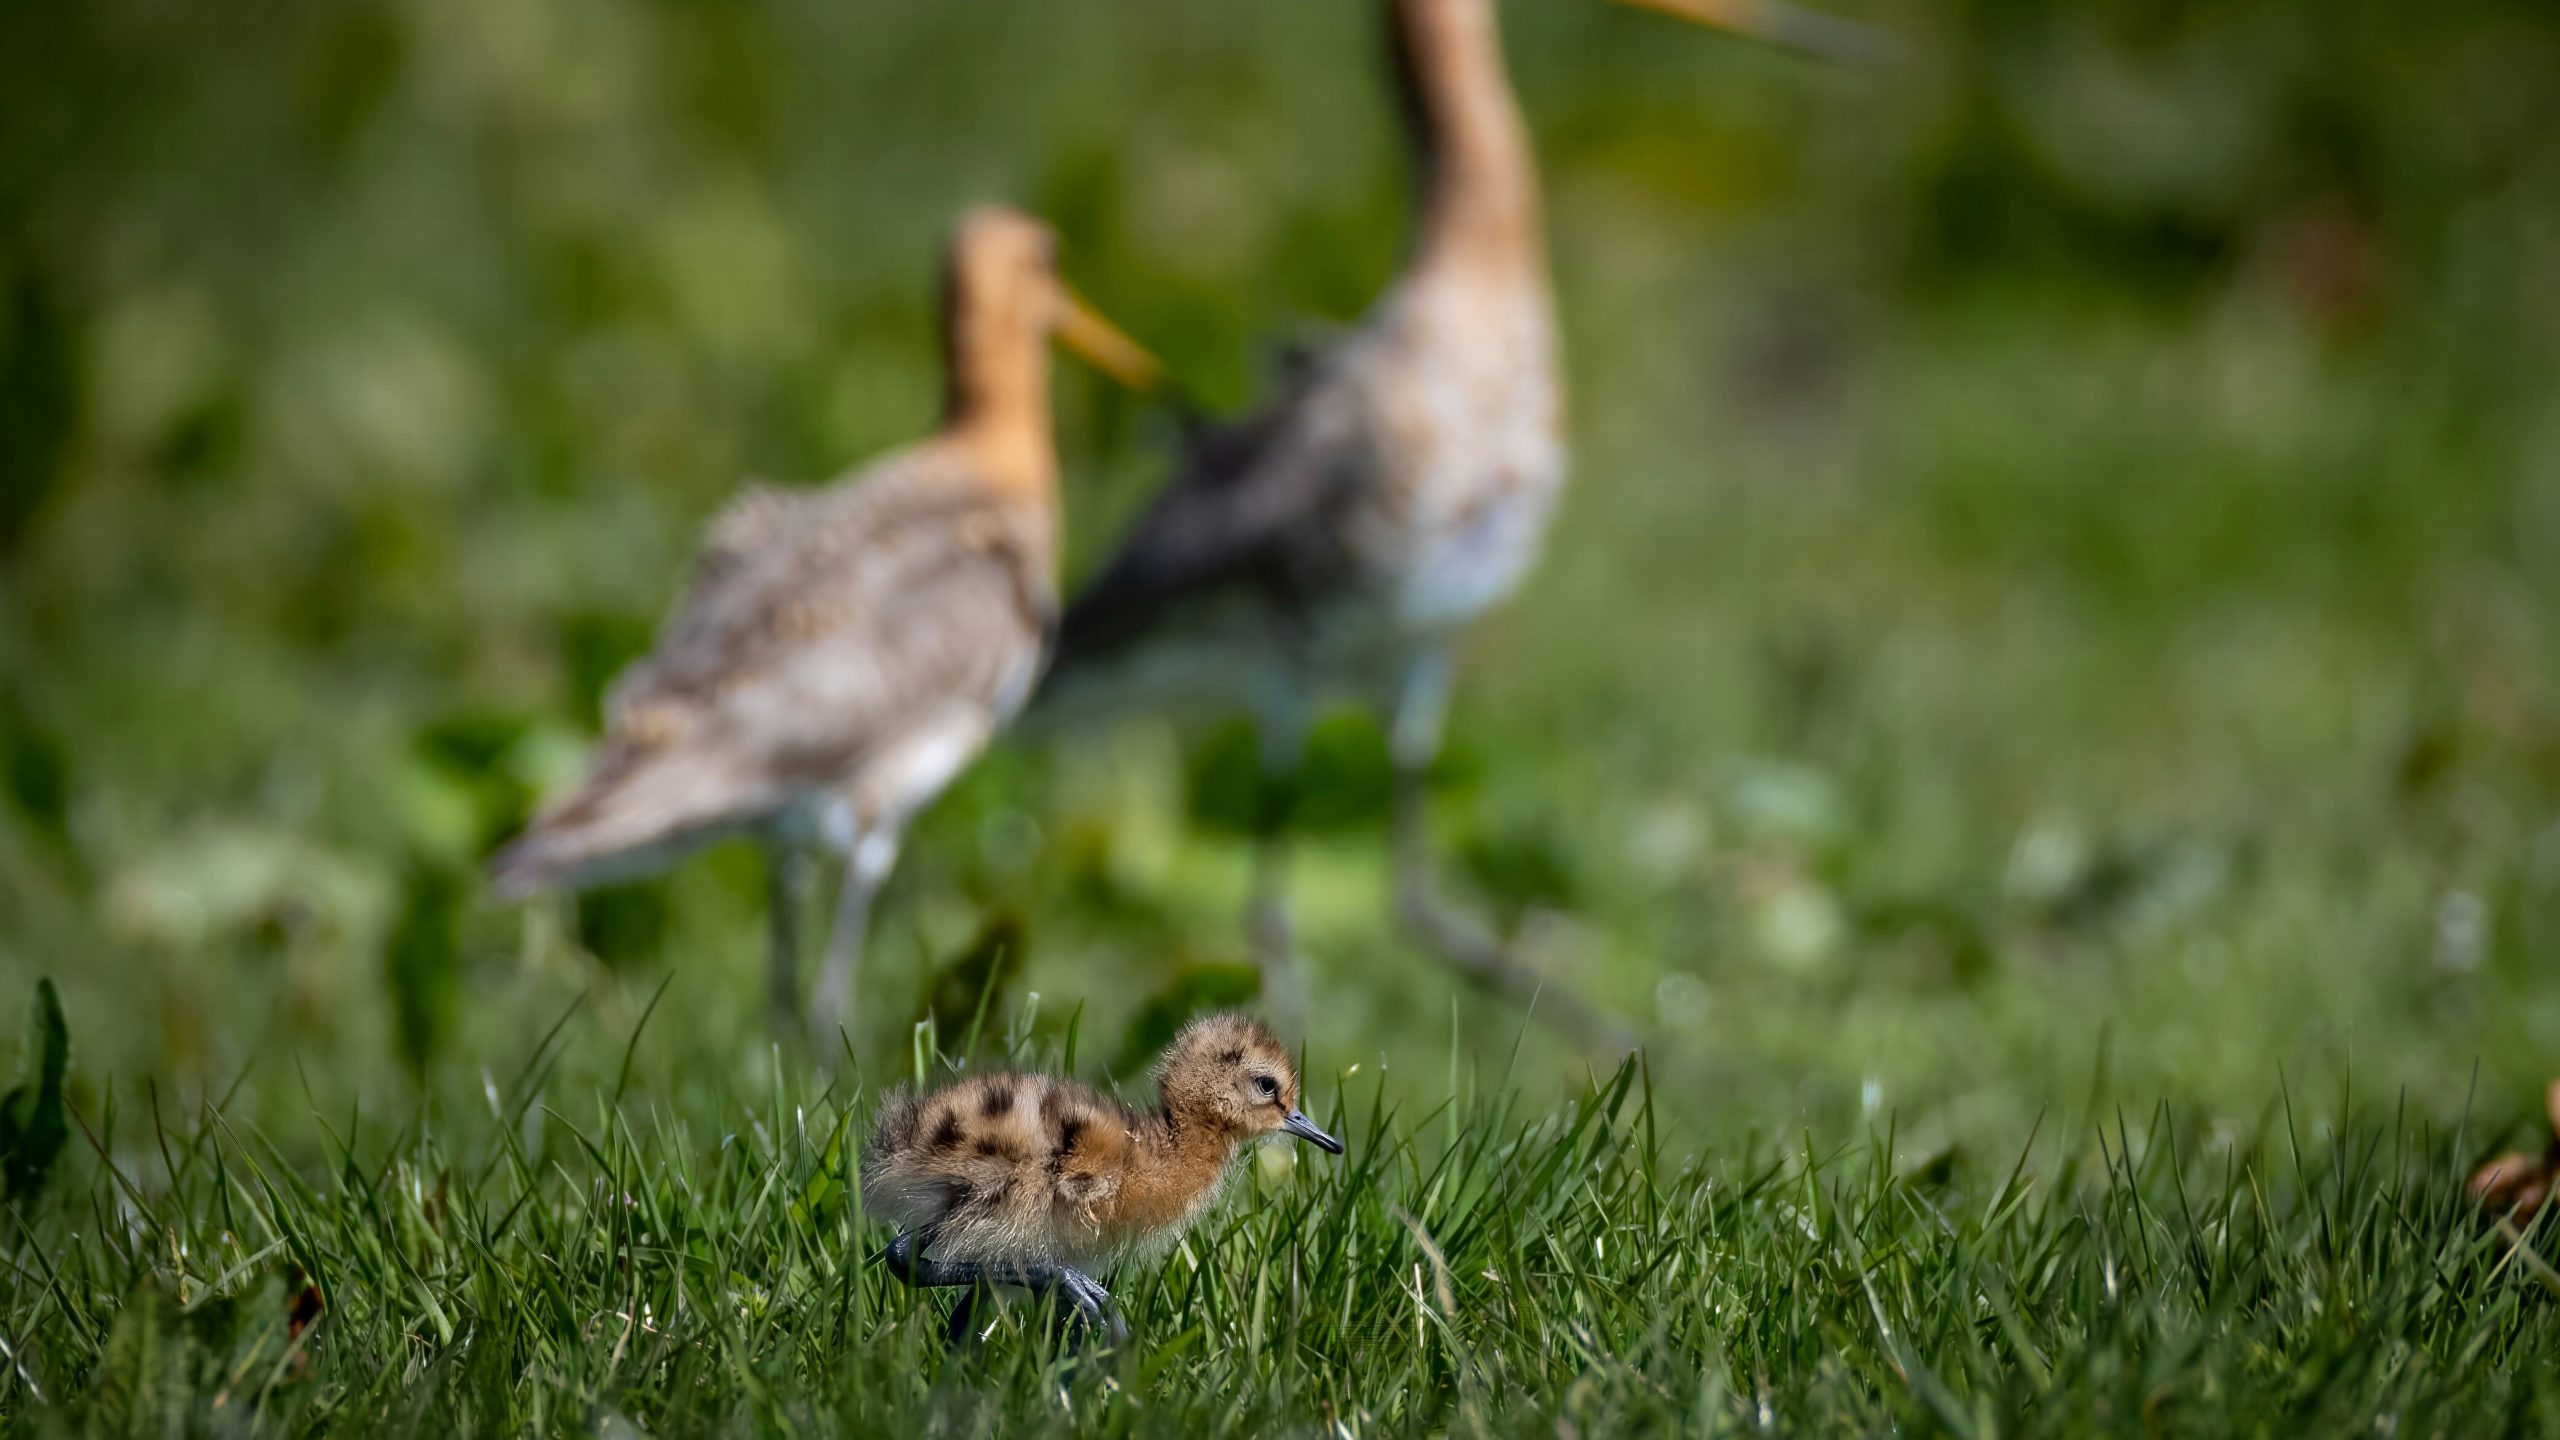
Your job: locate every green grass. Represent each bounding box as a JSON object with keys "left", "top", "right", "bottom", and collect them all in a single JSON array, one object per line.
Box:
[{"left": 6, "top": 1006, "right": 2558, "bottom": 1436}]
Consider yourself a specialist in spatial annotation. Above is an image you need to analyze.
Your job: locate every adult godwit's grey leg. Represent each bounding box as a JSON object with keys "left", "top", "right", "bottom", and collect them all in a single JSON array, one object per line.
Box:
[
  {"left": 809, "top": 832, "right": 897, "bottom": 1046},
  {"left": 882, "top": 1231, "right": 1128, "bottom": 1349},
  {"left": 1247, "top": 685, "right": 1310, "bottom": 1031},
  {"left": 1386, "top": 649, "right": 1630, "bottom": 1051},
  {"left": 766, "top": 845, "right": 817, "bottom": 1035}
]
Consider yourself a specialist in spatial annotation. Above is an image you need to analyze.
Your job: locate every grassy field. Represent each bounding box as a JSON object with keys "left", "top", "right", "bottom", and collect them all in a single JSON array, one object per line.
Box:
[
  {"left": 5, "top": 0, "right": 2560, "bottom": 1431},
  {"left": 15, "top": 1014, "right": 2560, "bottom": 1435}
]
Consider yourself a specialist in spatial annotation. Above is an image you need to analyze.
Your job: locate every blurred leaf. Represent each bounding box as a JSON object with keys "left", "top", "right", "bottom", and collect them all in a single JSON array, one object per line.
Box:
[
  {"left": 1756, "top": 620, "right": 1862, "bottom": 756},
  {"left": 2394, "top": 709, "right": 2462, "bottom": 801},
  {"left": 1183, "top": 718, "right": 1274, "bottom": 837},
  {"left": 0, "top": 691, "right": 73, "bottom": 855},
  {"left": 1739, "top": 866, "right": 1846, "bottom": 974},
  {"left": 412, "top": 711, "right": 546, "bottom": 860},
  {"left": 154, "top": 393, "right": 245, "bottom": 485},
  {"left": 561, "top": 612, "right": 657, "bottom": 723},
  {"left": 0, "top": 267, "right": 74, "bottom": 554},
  {"left": 2025, "top": 831, "right": 2235, "bottom": 941},
  {"left": 1114, "top": 964, "right": 1260, "bottom": 1076},
  {"left": 88, "top": 1282, "right": 172, "bottom": 1431},
  {"left": 1455, "top": 815, "right": 1581, "bottom": 926},
  {"left": 1294, "top": 712, "right": 1392, "bottom": 832},
  {"left": 1719, "top": 758, "right": 1848, "bottom": 853},
  {"left": 292, "top": 2, "right": 402, "bottom": 162},
  {"left": 0, "top": 976, "right": 70, "bottom": 1206},
  {"left": 1185, "top": 710, "right": 1391, "bottom": 837},
  {"left": 923, "top": 914, "right": 1026, "bottom": 1048},
  {"left": 416, "top": 710, "right": 536, "bottom": 773},
  {"left": 1052, "top": 819, "right": 1183, "bottom": 937},
  {"left": 1424, "top": 731, "right": 1487, "bottom": 798},
  {"left": 395, "top": 753, "right": 487, "bottom": 865},
  {"left": 104, "top": 824, "right": 386, "bottom": 951},
  {"left": 385, "top": 864, "right": 463, "bottom": 1077},
  {"left": 575, "top": 880, "right": 668, "bottom": 972},
  {"left": 1856, "top": 895, "right": 1997, "bottom": 986}
]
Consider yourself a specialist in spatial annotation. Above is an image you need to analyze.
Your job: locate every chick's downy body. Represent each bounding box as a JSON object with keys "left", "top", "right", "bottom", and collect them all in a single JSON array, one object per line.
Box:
[
  {"left": 863, "top": 1072, "right": 1197, "bottom": 1268},
  {"left": 862, "top": 1014, "right": 1339, "bottom": 1269}
]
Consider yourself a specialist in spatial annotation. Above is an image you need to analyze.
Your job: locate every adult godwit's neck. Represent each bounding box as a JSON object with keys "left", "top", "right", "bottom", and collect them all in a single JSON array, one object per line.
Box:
[
  {"left": 941, "top": 314, "right": 1057, "bottom": 502},
  {"left": 1393, "top": 0, "right": 1545, "bottom": 279}
]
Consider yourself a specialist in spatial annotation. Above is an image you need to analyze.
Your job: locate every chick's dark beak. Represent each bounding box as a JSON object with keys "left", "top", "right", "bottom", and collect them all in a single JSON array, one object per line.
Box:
[{"left": 1281, "top": 1110, "right": 1344, "bottom": 1155}]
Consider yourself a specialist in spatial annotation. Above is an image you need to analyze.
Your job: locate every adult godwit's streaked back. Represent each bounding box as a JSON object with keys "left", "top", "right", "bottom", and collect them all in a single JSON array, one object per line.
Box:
[{"left": 491, "top": 205, "right": 1157, "bottom": 1043}]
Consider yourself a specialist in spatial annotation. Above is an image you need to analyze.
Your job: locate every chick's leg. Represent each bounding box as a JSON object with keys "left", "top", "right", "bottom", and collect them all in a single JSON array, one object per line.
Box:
[
  {"left": 880, "top": 1232, "right": 1126, "bottom": 1348},
  {"left": 1053, "top": 1267, "right": 1129, "bottom": 1348},
  {"left": 944, "top": 1286, "right": 986, "bottom": 1347}
]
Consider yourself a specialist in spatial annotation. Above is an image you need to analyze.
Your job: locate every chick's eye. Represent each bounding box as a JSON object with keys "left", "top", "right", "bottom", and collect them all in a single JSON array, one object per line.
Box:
[{"left": 1253, "top": 1075, "right": 1279, "bottom": 1100}]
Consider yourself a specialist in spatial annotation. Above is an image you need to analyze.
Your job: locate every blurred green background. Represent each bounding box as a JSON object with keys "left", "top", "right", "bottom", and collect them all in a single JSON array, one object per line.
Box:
[{"left": 3, "top": 0, "right": 2558, "bottom": 1148}]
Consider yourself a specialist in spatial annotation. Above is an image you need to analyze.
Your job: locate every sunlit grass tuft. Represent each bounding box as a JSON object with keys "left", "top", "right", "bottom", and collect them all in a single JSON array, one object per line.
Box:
[{"left": 7, "top": 1009, "right": 2556, "bottom": 1436}]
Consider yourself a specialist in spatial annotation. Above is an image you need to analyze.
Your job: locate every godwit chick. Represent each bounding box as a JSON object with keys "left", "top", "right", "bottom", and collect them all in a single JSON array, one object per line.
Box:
[
  {"left": 1042, "top": 0, "right": 1827, "bottom": 1045},
  {"left": 862, "top": 1012, "right": 1343, "bottom": 1346},
  {"left": 489, "top": 206, "right": 1158, "bottom": 1043}
]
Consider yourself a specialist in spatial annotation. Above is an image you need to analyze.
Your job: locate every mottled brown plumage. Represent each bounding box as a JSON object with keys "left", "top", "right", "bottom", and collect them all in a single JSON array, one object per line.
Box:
[
  {"left": 863, "top": 1013, "right": 1341, "bottom": 1273},
  {"left": 497, "top": 458, "right": 1055, "bottom": 896},
  {"left": 489, "top": 205, "right": 1153, "bottom": 1039}
]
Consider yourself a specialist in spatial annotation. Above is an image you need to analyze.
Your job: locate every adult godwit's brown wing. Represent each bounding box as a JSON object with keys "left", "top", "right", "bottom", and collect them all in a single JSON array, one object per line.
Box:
[
  {"left": 490, "top": 449, "right": 1052, "bottom": 897},
  {"left": 1047, "top": 366, "right": 1374, "bottom": 682}
]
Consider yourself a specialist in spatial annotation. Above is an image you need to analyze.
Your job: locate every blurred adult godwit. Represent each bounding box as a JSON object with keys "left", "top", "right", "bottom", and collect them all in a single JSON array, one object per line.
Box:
[
  {"left": 491, "top": 206, "right": 1158, "bottom": 1043},
  {"left": 1042, "top": 0, "right": 1873, "bottom": 1044}
]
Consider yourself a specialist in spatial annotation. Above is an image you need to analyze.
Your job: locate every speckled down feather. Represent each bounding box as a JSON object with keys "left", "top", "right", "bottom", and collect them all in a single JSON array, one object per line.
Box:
[{"left": 861, "top": 1014, "right": 1320, "bottom": 1267}]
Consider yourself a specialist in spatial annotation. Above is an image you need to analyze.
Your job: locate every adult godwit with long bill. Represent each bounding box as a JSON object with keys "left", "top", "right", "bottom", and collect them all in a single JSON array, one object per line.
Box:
[
  {"left": 492, "top": 206, "right": 1158, "bottom": 1043},
  {"left": 1043, "top": 0, "right": 1870, "bottom": 1043}
]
